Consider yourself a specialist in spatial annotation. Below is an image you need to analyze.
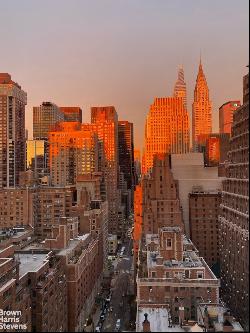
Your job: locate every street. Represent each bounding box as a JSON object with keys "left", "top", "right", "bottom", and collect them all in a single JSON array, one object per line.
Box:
[{"left": 101, "top": 237, "right": 135, "bottom": 332}]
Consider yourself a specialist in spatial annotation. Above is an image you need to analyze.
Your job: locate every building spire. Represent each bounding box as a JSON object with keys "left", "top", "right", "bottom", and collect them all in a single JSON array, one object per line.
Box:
[
  {"left": 173, "top": 66, "right": 187, "bottom": 109},
  {"left": 199, "top": 50, "right": 204, "bottom": 74}
]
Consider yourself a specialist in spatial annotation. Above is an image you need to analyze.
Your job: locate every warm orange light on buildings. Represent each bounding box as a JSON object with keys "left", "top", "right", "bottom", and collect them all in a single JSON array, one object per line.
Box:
[
  {"left": 133, "top": 184, "right": 143, "bottom": 257},
  {"left": 219, "top": 101, "right": 241, "bottom": 135},
  {"left": 192, "top": 60, "right": 212, "bottom": 150},
  {"left": 49, "top": 121, "right": 98, "bottom": 186},
  {"left": 90, "top": 106, "right": 119, "bottom": 234},
  {"left": 173, "top": 66, "right": 187, "bottom": 110},
  {"left": 60, "top": 106, "right": 82, "bottom": 123},
  {"left": 144, "top": 97, "right": 190, "bottom": 173},
  {"left": 205, "top": 136, "right": 220, "bottom": 167},
  {"left": 134, "top": 148, "right": 141, "bottom": 162}
]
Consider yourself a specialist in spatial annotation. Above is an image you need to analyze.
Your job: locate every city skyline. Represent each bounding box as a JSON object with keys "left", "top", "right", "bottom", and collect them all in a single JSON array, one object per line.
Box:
[
  {"left": 0, "top": 0, "right": 249, "bottom": 149},
  {"left": 0, "top": 1, "right": 248, "bottom": 332}
]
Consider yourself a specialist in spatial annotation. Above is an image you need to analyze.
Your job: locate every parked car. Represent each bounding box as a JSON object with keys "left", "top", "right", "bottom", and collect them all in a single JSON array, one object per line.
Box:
[{"left": 115, "top": 319, "right": 121, "bottom": 331}]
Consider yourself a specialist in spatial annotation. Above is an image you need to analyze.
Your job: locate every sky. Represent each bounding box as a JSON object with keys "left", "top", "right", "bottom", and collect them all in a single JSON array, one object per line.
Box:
[{"left": 0, "top": 0, "right": 249, "bottom": 150}]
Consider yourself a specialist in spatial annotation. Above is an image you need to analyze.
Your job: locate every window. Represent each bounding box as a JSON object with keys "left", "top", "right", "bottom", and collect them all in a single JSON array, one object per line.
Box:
[
  {"left": 166, "top": 238, "right": 172, "bottom": 248},
  {"left": 197, "top": 271, "right": 204, "bottom": 279}
]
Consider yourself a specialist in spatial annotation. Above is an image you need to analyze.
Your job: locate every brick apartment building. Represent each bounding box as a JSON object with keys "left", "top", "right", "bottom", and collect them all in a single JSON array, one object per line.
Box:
[
  {"left": 219, "top": 71, "right": 249, "bottom": 330},
  {"left": 0, "top": 185, "right": 76, "bottom": 239},
  {"left": 0, "top": 245, "right": 67, "bottom": 332},
  {"left": 0, "top": 216, "right": 104, "bottom": 332},
  {"left": 189, "top": 189, "right": 221, "bottom": 271},
  {"left": 0, "top": 246, "right": 32, "bottom": 332},
  {"left": 136, "top": 226, "right": 220, "bottom": 324},
  {"left": 140, "top": 154, "right": 184, "bottom": 236}
]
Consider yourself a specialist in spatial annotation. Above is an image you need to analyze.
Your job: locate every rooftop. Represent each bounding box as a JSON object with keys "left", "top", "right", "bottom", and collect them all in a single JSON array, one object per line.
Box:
[
  {"left": 57, "top": 233, "right": 90, "bottom": 260},
  {"left": 137, "top": 307, "right": 185, "bottom": 332},
  {"left": 15, "top": 252, "right": 50, "bottom": 277},
  {"left": 197, "top": 303, "right": 244, "bottom": 332}
]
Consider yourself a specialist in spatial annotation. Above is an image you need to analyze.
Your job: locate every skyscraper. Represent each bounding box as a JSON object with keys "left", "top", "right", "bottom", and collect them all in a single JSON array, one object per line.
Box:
[
  {"left": 60, "top": 106, "right": 82, "bottom": 123},
  {"left": 219, "top": 70, "right": 249, "bottom": 330},
  {"left": 219, "top": 101, "right": 241, "bottom": 135},
  {"left": 144, "top": 97, "right": 190, "bottom": 173},
  {"left": 173, "top": 66, "right": 187, "bottom": 109},
  {"left": 192, "top": 60, "right": 212, "bottom": 151},
  {"left": 134, "top": 148, "right": 141, "bottom": 184},
  {"left": 91, "top": 106, "right": 119, "bottom": 234},
  {"left": 0, "top": 73, "right": 27, "bottom": 188},
  {"left": 118, "top": 121, "right": 135, "bottom": 191},
  {"left": 49, "top": 122, "right": 99, "bottom": 186},
  {"left": 33, "top": 102, "right": 64, "bottom": 140}
]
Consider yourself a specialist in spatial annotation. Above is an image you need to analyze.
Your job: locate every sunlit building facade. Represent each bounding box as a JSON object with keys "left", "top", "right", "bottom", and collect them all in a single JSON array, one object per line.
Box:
[
  {"left": 192, "top": 60, "right": 212, "bottom": 151},
  {"left": 219, "top": 101, "right": 241, "bottom": 135},
  {"left": 60, "top": 106, "right": 82, "bottom": 123},
  {"left": 0, "top": 73, "right": 27, "bottom": 188},
  {"left": 91, "top": 106, "right": 119, "bottom": 234},
  {"left": 205, "top": 136, "right": 220, "bottom": 167},
  {"left": 173, "top": 66, "right": 187, "bottom": 109},
  {"left": 144, "top": 97, "right": 190, "bottom": 173},
  {"left": 49, "top": 122, "right": 99, "bottom": 186},
  {"left": 133, "top": 184, "right": 143, "bottom": 260}
]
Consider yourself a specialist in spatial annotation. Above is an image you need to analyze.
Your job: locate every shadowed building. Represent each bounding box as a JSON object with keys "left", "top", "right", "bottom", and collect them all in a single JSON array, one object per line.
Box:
[
  {"left": 118, "top": 120, "right": 135, "bottom": 191},
  {"left": 26, "top": 139, "right": 49, "bottom": 177},
  {"left": 134, "top": 148, "right": 141, "bottom": 184},
  {"left": 0, "top": 73, "right": 27, "bottom": 188},
  {"left": 189, "top": 189, "right": 221, "bottom": 272},
  {"left": 219, "top": 70, "right": 249, "bottom": 330},
  {"left": 138, "top": 154, "right": 185, "bottom": 238},
  {"left": 33, "top": 102, "right": 64, "bottom": 140}
]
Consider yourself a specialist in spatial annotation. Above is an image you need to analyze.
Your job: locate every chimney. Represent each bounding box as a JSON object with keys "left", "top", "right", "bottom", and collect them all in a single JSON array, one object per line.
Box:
[{"left": 142, "top": 313, "right": 151, "bottom": 332}]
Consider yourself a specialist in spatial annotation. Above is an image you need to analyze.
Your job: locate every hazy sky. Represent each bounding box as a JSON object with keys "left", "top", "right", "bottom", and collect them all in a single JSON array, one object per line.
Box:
[{"left": 1, "top": 0, "right": 249, "bottom": 150}]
